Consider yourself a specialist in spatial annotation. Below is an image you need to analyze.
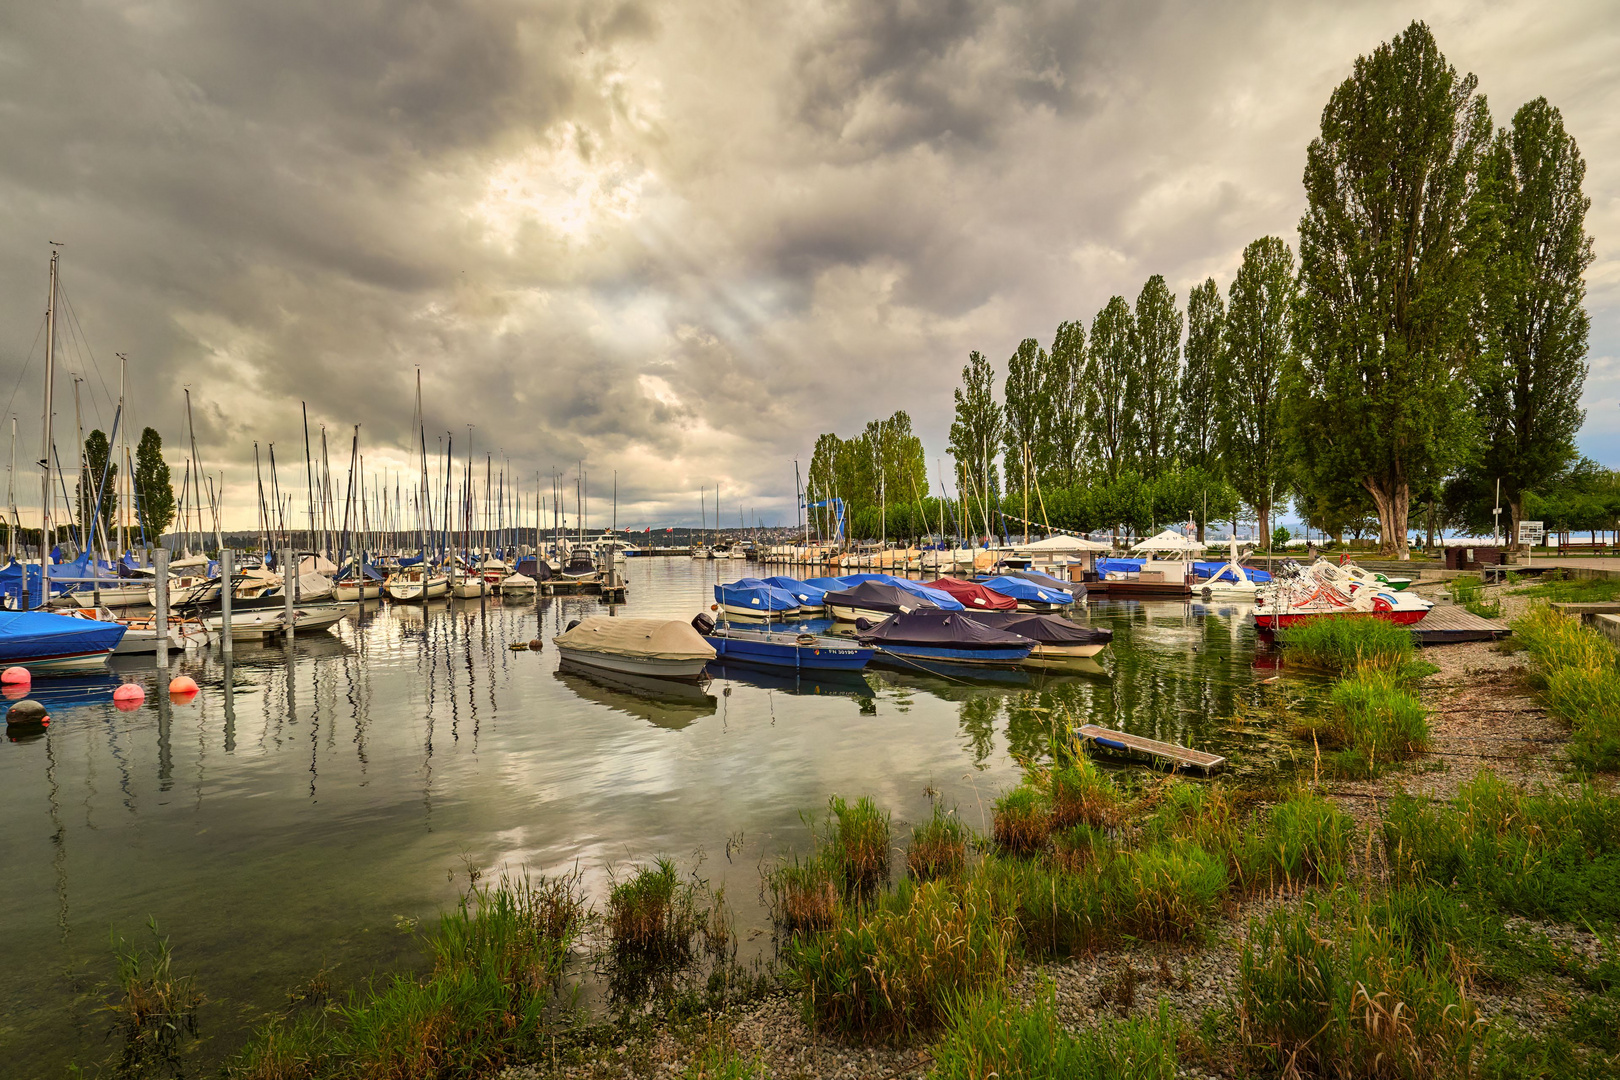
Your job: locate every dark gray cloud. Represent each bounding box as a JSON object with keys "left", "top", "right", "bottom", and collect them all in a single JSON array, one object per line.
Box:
[{"left": 0, "top": 0, "right": 1614, "bottom": 530}]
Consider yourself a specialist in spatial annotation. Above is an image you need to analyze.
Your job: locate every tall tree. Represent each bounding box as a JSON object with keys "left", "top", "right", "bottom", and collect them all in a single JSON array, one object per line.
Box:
[
  {"left": 1293, "top": 21, "right": 1493, "bottom": 558},
  {"left": 1046, "top": 320, "right": 1087, "bottom": 486},
  {"left": 1125, "top": 275, "right": 1182, "bottom": 479},
  {"left": 1084, "top": 298, "right": 1133, "bottom": 482},
  {"left": 1471, "top": 96, "right": 1593, "bottom": 538},
  {"left": 863, "top": 410, "right": 928, "bottom": 508},
  {"left": 77, "top": 429, "right": 118, "bottom": 548},
  {"left": 948, "top": 350, "right": 1004, "bottom": 514},
  {"left": 1218, "top": 237, "right": 1298, "bottom": 543},
  {"left": 1002, "top": 338, "right": 1047, "bottom": 494},
  {"left": 133, "top": 426, "right": 176, "bottom": 543},
  {"left": 1179, "top": 278, "right": 1224, "bottom": 472}
]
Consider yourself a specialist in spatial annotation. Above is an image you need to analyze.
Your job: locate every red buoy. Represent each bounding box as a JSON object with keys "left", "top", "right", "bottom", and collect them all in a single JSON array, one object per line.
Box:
[
  {"left": 168, "top": 675, "right": 199, "bottom": 697},
  {"left": 1, "top": 666, "right": 30, "bottom": 686}
]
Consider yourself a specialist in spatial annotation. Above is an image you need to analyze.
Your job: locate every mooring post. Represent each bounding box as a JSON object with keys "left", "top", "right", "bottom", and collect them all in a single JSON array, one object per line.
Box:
[
  {"left": 220, "top": 547, "right": 234, "bottom": 655},
  {"left": 154, "top": 547, "right": 169, "bottom": 652},
  {"left": 282, "top": 546, "right": 295, "bottom": 644}
]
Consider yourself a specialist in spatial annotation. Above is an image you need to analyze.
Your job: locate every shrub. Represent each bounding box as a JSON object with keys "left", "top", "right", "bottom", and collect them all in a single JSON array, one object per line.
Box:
[
  {"left": 788, "top": 876, "right": 1014, "bottom": 1038},
  {"left": 932, "top": 984, "right": 1178, "bottom": 1080},
  {"left": 829, "top": 795, "right": 891, "bottom": 896},
  {"left": 1049, "top": 756, "right": 1122, "bottom": 830},
  {"left": 907, "top": 805, "right": 969, "bottom": 882},
  {"left": 770, "top": 853, "right": 841, "bottom": 935},
  {"left": 1279, "top": 614, "right": 1415, "bottom": 675},
  {"left": 992, "top": 786, "right": 1051, "bottom": 856},
  {"left": 1238, "top": 889, "right": 1482, "bottom": 1078}
]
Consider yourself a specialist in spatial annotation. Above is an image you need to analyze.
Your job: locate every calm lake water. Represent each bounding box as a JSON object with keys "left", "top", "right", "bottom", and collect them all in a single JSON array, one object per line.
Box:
[{"left": 0, "top": 558, "right": 1303, "bottom": 1073}]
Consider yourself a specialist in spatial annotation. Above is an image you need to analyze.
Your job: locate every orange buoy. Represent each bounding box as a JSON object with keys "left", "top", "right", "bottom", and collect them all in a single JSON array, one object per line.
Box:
[
  {"left": 113, "top": 683, "right": 146, "bottom": 705},
  {"left": 528, "top": 638, "right": 543, "bottom": 651},
  {"left": 1, "top": 666, "right": 30, "bottom": 685},
  {"left": 168, "top": 675, "right": 199, "bottom": 696}
]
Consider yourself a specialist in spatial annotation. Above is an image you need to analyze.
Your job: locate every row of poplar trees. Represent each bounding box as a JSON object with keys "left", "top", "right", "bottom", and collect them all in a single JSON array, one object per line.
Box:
[{"left": 949, "top": 22, "right": 1593, "bottom": 557}]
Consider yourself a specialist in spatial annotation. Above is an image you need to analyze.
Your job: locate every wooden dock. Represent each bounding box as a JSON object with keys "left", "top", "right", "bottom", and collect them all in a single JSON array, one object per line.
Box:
[
  {"left": 1410, "top": 604, "right": 1510, "bottom": 645},
  {"left": 541, "top": 579, "right": 628, "bottom": 602},
  {"left": 1075, "top": 724, "right": 1226, "bottom": 773}
]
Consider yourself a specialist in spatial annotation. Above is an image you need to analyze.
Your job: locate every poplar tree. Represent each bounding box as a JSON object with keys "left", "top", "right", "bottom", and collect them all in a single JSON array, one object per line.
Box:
[
  {"left": 1002, "top": 338, "right": 1046, "bottom": 494},
  {"left": 77, "top": 430, "right": 118, "bottom": 546},
  {"left": 1125, "top": 275, "right": 1182, "bottom": 480},
  {"left": 1294, "top": 21, "right": 1493, "bottom": 558},
  {"left": 1084, "top": 298, "right": 1133, "bottom": 482},
  {"left": 1472, "top": 97, "right": 1593, "bottom": 538},
  {"left": 1046, "top": 320, "right": 1087, "bottom": 485},
  {"left": 133, "top": 426, "right": 176, "bottom": 542},
  {"left": 1218, "top": 237, "right": 1298, "bottom": 543},
  {"left": 948, "top": 350, "right": 1004, "bottom": 513},
  {"left": 1179, "top": 278, "right": 1224, "bottom": 471}
]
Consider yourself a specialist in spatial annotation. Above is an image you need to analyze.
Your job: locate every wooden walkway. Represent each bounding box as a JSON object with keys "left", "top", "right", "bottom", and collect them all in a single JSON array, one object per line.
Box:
[
  {"left": 1075, "top": 724, "right": 1226, "bottom": 773},
  {"left": 1411, "top": 604, "right": 1510, "bottom": 645}
]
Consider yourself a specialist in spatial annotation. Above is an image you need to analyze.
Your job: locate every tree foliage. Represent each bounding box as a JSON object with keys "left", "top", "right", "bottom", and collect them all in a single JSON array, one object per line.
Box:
[
  {"left": 1179, "top": 278, "right": 1224, "bottom": 473},
  {"left": 77, "top": 430, "right": 118, "bottom": 549},
  {"left": 1468, "top": 96, "right": 1593, "bottom": 537},
  {"left": 1002, "top": 338, "right": 1046, "bottom": 494},
  {"left": 948, "top": 350, "right": 1003, "bottom": 510},
  {"left": 1084, "top": 297, "right": 1133, "bottom": 482},
  {"left": 1045, "top": 320, "right": 1087, "bottom": 487},
  {"left": 133, "top": 427, "right": 176, "bottom": 543},
  {"left": 1293, "top": 20, "right": 1494, "bottom": 557},
  {"left": 1125, "top": 275, "right": 1182, "bottom": 480},
  {"left": 1219, "top": 236, "right": 1298, "bottom": 541}
]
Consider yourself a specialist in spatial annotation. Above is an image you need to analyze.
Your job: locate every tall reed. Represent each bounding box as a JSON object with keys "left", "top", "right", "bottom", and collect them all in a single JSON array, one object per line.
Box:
[
  {"left": 1279, "top": 614, "right": 1415, "bottom": 675},
  {"left": 931, "top": 984, "right": 1178, "bottom": 1080}
]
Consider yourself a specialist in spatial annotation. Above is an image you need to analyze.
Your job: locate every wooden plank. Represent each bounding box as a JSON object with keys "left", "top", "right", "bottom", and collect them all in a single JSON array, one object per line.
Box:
[
  {"left": 1075, "top": 723, "right": 1226, "bottom": 773},
  {"left": 1410, "top": 604, "right": 1511, "bottom": 644},
  {"left": 1552, "top": 602, "right": 1620, "bottom": 616}
]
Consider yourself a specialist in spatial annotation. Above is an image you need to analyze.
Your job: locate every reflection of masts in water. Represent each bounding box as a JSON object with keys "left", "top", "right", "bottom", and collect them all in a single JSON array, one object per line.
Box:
[{"left": 45, "top": 731, "right": 69, "bottom": 946}]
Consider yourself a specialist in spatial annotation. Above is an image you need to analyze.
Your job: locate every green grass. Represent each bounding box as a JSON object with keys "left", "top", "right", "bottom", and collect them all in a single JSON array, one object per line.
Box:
[
  {"left": 1294, "top": 669, "right": 1430, "bottom": 777},
  {"left": 768, "top": 852, "right": 842, "bottom": 935},
  {"left": 1236, "top": 792, "right": 1354, "bottom": 891},
  {"left": 907, "top": 804, "right": 970, "bottom": 882},
  {"left": 609, "top": 857, "right": 700, "bottom": 962},
  {"left": 1278, "top": 614, "right": 1415, "bottom": 675},
  {"left": 1511, "top": 606, "right": 1620, "bottom": 772},
  {"left": 787, "top": 875, "right": 1014, "bottom": 1039},
  {"left": 1512, "top": 572, "right": 1620, "bottom": 604},
  {"left": 1238, "top": 887, "right": 1482, "bottom": 1079},
  {"left": 931, "top": 984, "right": 1178, "bottom": 1079},
  {"left": 1048, "top": 756, "right": 1122, "bottom": 830},
  {"left": 829, "top": 794, "right": 892, "bottom": 896},
  {"left": 103, "top": 919, "right": 205, "bottom": 1080},
  {"left": 992, "top": 785, "right": 1051, "bottom": 856},
  {"left": 225, "top": 871, "right": 588, "bottom": 1080},
  {"left": 1448, "top": 575, "right": 1504, "bottom": 618},
  {"left": 1384, "top": 771, "right": 1620, "bottom": 922}
]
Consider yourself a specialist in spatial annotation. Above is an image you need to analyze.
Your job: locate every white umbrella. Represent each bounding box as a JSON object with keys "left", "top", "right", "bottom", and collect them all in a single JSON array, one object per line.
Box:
[{"left": 1131, "top": 528, "right": 1207, "bottom": 554}]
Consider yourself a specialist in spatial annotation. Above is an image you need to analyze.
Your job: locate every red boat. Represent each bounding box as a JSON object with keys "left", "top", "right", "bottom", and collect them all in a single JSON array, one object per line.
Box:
[{"left": 927, "top": 577, "right": 1017, "bottom": 611}]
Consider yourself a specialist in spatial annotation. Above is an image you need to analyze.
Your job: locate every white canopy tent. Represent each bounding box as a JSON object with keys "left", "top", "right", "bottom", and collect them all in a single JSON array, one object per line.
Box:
[
  {"left": 1011, "top": 534, "right": 1112, "bottom": 553},
  {"left": 1130, "top": 529, "right": 1207, "bottom": 555}
]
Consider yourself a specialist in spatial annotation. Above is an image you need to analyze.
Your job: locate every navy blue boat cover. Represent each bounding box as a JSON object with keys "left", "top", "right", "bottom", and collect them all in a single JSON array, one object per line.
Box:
[
  {"left": 961, "top": 611, "right": 1112, "bottom": 645},
  {"left": 855, "top": 608, "right": 1032, "bottom": 647},
  {"left": 822, "top": 581, "right": 940, "bottom": 613}
]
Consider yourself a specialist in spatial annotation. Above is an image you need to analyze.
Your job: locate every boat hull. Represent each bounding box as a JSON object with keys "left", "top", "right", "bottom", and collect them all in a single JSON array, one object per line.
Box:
[
  {"left": 450, "top": 580, "right": 485, "bottom": 598},
  {"left": 1253, "top": 609, "right": 1427, "bottom": 630},
  {"left": 828, "top": 604, "right": 906, "bottom": 623},
  {"left": 705, "top": 633, "right": 871, "bottom": 671},
  {"left": 1025, "top": 641, "right": 1107, "bottom": 663},
  {"left": 555, "top": 646, "right": 711, "bottom": 681},
  {"left": 719, "top": 602, "right": 800, "bottom": 620},
  {"left": 873, "top": 643, "right": 1033, "bottom": 665},
  {"left": 334, "top": 582, "right": 386, "bottom": 601},
  {"left": 385, "top": 576, "right": 450, "bottom": 601},
  {"left": 71, "top": 585, "right": 153, "bottom": 608}
]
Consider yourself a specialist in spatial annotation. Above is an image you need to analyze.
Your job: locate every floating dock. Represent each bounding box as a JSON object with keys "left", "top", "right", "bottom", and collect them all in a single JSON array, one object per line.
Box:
[
  {"left": 1074, "top": 724, "right": 1226, "bottom": 773},
  {"left": 540, "top": 579, "right": 628, "bottom": 602},
  {"left": 1410, "top": 605, "right": 1510, "bottom": 645}
]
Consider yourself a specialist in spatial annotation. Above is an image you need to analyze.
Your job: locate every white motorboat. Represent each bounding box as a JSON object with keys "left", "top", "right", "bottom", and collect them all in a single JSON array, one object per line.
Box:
[
  {"left": 499, "top": 572, "right": 537, "bottom": 595},
  {"left": 65, "top": 607, "right": 196, "bottom": 653},
  {"left": 334, "top": 578, "right": 386, "bottom": 601},
  {"left": 553, "top": 617, "right": 716, "bottom": 681},
  {"left": 450, "top": 574, "right": 485, "bottom": 599},
  {"left": 69, "top": 583, "right": 153, "bottom": 608}
]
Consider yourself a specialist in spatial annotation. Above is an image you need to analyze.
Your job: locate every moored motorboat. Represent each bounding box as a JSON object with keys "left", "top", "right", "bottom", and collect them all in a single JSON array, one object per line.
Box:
[
  {"left": 854, "top": 609, "right": 1035, "bottom": 666},
  {"left": 928, "top": 577, "right": 1018, "bottom": 611},
  {"left": 553, "top": 617, "right": 716, "bottom": 681},
  {"left": 384, "top": 567, "right": 450, "bottom": 601},
  {"left": 692, "top": 612, "right": 871, "bottom": 671},
  {"left": 822, "top": 580, "right": 940, "bottom": 623},
  {"left": 0, "top": 610, "right": 126, "bottom": 671},
  {"left": 499, "top": 572, "right": 538, "bottom": 595},
  {"left": 762, "top": 575, "right": 830, "bottom": 613},
  {"left": 959, "top": 610, "right": 1112, "bottom": 663},
  {"left": 974, "top": 575, "right": 1075, "bottom": 613},
  {"left": 714, "top": 578, "right": 800, "bottom": 619}
]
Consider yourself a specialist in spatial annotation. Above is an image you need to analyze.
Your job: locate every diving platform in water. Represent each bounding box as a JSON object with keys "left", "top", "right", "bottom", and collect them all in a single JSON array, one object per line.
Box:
[
  {"left": 1410, "top": 605, "right": 1510, "bottom": 645},
  {"left": 1075, "top": 724, "right": 1226, "bottom": 774}
]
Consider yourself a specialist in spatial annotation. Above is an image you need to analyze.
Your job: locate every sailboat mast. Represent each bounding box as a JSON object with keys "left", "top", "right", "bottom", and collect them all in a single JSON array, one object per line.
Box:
[
  {"left": 39, "top": 249, "right": 59, "bottom": 603},
  {"left": 8, "top": 417, "right": 16, "bottom": 564},
  {"left": 116, "top": 354, "right": 127, "bottom": 557}
]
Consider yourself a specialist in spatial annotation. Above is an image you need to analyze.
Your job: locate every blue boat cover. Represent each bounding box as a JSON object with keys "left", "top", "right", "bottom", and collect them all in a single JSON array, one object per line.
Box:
[
  {"left": 716, "top": 578, "right": 800, "bottom": 612},
  {"left": 977, "top": 575, "right": 1074, "bottom": 606},
  {"left": 1095, "top": 558, "right": 1145, "bottom": 575},
  {"left": 0, "top": 561, "right": 72, "bottom": 602},
  {"left": 804, "top": 577, "right": 848, "bottom": 593},
  {"left": 763, "top": 576, "right": 828, "bottom": 605},
  {"left": 0, "top": 611, "right": 125, "bottom": 662},
  {"left": 837, "top": 574, "right": 964, "bottom": 610},
  {"left": 1192, "top": 561, "right": 1273, "bottom": 583}
]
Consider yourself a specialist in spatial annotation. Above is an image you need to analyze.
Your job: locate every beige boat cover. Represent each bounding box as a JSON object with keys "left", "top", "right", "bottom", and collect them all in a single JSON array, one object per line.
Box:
[{"left": 554, "top": 617, "right": 716, "bottom": 661}]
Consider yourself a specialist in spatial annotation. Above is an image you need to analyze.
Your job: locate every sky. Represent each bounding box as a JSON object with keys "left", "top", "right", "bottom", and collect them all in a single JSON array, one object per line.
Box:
[{"left": 0, "top": 0, "right": 1615, "bottom": 533}]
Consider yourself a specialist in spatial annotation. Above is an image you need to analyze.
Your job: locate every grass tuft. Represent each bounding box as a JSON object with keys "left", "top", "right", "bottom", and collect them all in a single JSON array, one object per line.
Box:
[
  {"left": 992, "top": 785, "right": 1051, "bottom": 856},
  {"left": 829, "top": 795, "right": 891, "bottom": 897},
  {"left": 769, "top": 853, "right": 841, "bottom": 936},
  {"left": 1295, "top": 669, "right": 1429, "bottom": 776},
  {"left": 1512, "top": 606, "right": 1620, "bottom": 772},
  {"left": 608, "top": 858, "right": 699, "bottom": 962},
  {"left": 906, "top": 804, "right": 969, "bottom": 882},
  {"left": 931, "top": 984, "right": 1178, "bottom": 1080},
  {"left": 1279, "top": 614, "right": 1415, "bottom": 675},
  {"left": 104, "top": 919, "right": 205, "bottom": 1080},
  {"left": 1048, "top": 756, "right": 1122, "bottom": 830}
]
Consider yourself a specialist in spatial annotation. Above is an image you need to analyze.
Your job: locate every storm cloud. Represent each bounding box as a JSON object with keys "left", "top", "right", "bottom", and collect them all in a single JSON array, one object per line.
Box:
[{"left": 0, "top": 0, "right": 1615, "bottom": 528}]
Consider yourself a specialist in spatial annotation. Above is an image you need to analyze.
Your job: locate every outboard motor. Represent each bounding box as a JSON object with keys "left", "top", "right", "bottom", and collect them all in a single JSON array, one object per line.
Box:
[{"left": 691, "top": 611, "right": 715, "bottom": 635}]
